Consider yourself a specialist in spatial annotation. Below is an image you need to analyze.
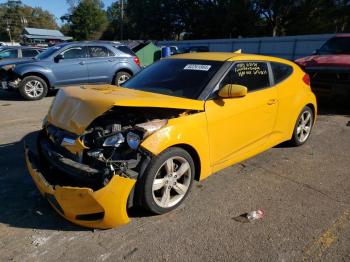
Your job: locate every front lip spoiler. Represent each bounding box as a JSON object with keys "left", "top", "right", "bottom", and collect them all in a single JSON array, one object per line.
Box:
[{"left": 24, "top": 143, "right": 136, "bottom": 229}]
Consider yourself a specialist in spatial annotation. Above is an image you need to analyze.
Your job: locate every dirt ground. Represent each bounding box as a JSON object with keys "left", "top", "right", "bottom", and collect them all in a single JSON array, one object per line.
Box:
[{"left": 0, "top": 89, "right": 349, "bottom": 262}]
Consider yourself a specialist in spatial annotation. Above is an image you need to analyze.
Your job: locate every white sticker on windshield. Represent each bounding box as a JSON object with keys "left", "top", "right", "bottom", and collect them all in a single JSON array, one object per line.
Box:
[{"left": 184, "top": 64, "right": 211, "bottom": 71}]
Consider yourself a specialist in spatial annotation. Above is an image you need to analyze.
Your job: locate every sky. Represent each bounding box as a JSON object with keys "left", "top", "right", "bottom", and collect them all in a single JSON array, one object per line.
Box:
[{"left": 0, "top": 0, "right": 116, "bottom": 24}]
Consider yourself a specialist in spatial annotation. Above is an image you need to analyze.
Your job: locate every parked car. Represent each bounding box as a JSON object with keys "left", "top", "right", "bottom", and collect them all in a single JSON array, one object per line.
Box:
[
  {"left": 1, "top": 41, "right": 142, "bottom": 100},
  {"left": 0, "top": 46, "right": 45, "bottom": 81},
  {"left": 295, "top": 34, "right": 350, "bottom": 94},
  {"left": 25, "top": 52, "right": 317, "bottom": 229},
  {"left": 0, "top": 46, "right": 44, "bottom": 60}
]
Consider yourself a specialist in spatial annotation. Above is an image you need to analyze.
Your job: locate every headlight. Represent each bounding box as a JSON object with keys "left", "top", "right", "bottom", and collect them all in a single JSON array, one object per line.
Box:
[
  {"left": 2, "top": 64, "right": 15, "bottom": 71},
  {"left": 103, "top": 133, "right": 125, "bottom": 147},
  {"left": 127, "top": 132, "right": 141, "bottom": 150},
  {"left": 136, "top": 119, "right": 168, "bottom": 138}
]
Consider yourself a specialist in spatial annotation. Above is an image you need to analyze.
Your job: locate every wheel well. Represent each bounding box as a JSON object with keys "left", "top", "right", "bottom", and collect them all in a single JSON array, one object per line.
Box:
[
  {"left": 306, "top": 103, "right": 316, "bottom": 120},
  {"left": 171, "top": 144, "right": 201, "bottom": 181},
  {"left": 22, "top": 72, "right": 51, "bottom": 89},
  {"left": 113, "top": 68, "right": 133, "bottom": 82}
]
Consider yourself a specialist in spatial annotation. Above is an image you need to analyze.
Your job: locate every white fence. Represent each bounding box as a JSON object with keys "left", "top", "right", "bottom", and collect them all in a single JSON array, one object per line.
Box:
[{"left": 159, "top": 34, "right": 337, "bottom": 60}]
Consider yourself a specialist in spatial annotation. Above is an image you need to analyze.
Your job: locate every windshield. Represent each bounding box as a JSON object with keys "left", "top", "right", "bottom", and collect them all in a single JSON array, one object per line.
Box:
[
  {"left": 35, "top": 43, "right": 68, "bottom": 60},
  {"left": 318, "top": 37, "right": 350, "bottom": 55},
  {"left": 122, "top": 59, "right": 224, "bottom": 99}
]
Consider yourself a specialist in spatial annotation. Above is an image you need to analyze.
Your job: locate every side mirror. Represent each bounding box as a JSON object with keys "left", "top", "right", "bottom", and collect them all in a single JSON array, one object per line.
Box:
[
  {"left": 54, "top": 54, "right": 64, "bottom": 63},
  {"left": 218, "top": 84, "right": 247, "bottom": 98},
  {"left": 312, "top": 49, "right": 319, "bottom": 55}
]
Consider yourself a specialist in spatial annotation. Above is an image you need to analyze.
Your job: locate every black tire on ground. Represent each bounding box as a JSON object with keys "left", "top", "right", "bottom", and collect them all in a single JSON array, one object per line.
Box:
[
  {"left": 138, "top": 147, "right": 195, "bottom": 215},
  {"left": 19, "top": 75, "right": 48, "bottom": 101},
  {"left": 289, "top": 106, "right": 314, "bottom": 146},
  {"left": 113, "top": 71, "right": 131, "bottom": 86}
]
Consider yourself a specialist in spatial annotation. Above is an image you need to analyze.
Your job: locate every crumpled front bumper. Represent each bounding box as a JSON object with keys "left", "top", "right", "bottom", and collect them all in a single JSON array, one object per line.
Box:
[{"left": 24, "top": 146, "right": 136, "bottom": 229}]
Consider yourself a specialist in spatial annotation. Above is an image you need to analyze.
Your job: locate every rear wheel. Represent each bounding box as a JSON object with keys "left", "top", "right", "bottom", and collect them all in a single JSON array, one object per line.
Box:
[
  {"left": 113, "top": 71, "right": 131, "bottom": 86},
  {"left": 19, "top": 76, "right": 48, "bottom": 101},
  {"left": 290, "top": 106, "right": 314, "bottom": 146},
  {"left": 139, "top": 147, "right": 195, "bottom": 214}
]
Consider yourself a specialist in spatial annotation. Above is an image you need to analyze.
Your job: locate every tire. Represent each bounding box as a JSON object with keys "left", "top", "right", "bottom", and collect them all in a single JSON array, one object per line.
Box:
[
  {"left": 19, "top": 76, "right": 48, "bottom": 101},
  {"left": 290, "top": 106, "right": 314, "bottom": 146},
  {"left": 139, "top": 147, "right": 195, "bottom": 214},
  {"left": 113, "top": 71, "right": 131, "bottom": 86}
]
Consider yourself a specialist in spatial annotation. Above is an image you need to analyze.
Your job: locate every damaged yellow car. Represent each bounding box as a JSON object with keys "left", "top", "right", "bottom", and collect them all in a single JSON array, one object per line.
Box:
[{"left": 25, "top": 52, "right": 317, "bottom": 229}]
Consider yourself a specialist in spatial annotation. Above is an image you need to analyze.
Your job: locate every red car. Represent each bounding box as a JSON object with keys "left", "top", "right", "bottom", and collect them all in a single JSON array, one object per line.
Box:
[{"left": 295, "top": 35, "right": 350, "bottom": 94}]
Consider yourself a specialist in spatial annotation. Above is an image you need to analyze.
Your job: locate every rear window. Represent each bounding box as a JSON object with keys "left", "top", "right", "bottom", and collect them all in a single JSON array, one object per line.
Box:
[
  {"left": 123, "top": 59, "right": 224, "bottom": 99},
  {"left": 116, "top": 45, "right": 135, "bottom": 56},
  {"left": 271, "top": 62, "right": 293, "bottom": 84},
  {"left": 318, "top": 37, "right": 350, "bottom": 55}
]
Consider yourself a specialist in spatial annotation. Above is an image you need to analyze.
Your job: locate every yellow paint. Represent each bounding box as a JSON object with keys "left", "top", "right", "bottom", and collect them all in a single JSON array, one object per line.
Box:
[
  {"left": 303, "top": 209, "right": 350, "bottom": 260},
  {"left": 62, "top": 138, "right": 87, "bottom": 155},
  {"left": 30, "top": 52, "right": 317, "bottom": 228},
  {"left": 48, "top": 85, "right": 204, "bottom": 134},
  {"left": 25, "top": 146, "right": 136, "bottom": 229}
]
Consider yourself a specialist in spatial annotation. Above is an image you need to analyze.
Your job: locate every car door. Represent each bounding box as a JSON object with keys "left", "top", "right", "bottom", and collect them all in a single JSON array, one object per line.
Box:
[
  {"left": 205, "top": 61, "right": 278, "bottom": 168},
  {"left": 50, "top": 45, "right": 89, "bottom": 86},
  {"left": 86, "top": 46, "right": 116, "bottom": 83}
]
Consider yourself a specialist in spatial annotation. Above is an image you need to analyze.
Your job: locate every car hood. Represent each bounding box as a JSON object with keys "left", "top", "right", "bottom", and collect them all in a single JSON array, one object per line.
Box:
[
  {"left": 0, "top": 58, "right": 36, "bottom": 68},
  {"left": 295, "top": 54, "right": 350, "bottom": 68},
  {"left": 48, "top": 85, "right": 205, "bottom": 134}
]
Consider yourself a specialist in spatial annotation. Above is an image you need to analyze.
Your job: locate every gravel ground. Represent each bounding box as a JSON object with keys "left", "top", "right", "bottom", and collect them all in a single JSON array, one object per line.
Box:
[{"left": 0, "top": 90, "right": 349, "bottom": 262}]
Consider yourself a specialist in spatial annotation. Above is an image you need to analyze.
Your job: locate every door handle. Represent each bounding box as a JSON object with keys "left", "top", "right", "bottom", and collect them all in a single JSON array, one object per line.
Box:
[
  {"left": 267, "top": 99, "right": 278, "bottom": 105},
  {"left": 79, "top": 61, "right": 85, "bottom": 65}
]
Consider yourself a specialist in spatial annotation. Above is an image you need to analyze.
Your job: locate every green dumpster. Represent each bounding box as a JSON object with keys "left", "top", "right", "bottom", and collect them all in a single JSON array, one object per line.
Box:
[{"left": 135, "top": 43, "right": 161, "bottom": 67}]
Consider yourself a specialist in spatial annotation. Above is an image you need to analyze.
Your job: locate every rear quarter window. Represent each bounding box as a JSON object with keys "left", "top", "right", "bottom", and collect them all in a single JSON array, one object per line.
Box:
[
  {"left": 271, "top": 62, "right": 293, "bottom": 84},
  {"left": 116, "top": 46, "right": 135, "bottom": 56}
]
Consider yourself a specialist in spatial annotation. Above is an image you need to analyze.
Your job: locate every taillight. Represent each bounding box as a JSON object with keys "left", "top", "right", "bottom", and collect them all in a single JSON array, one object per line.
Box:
[
  {"left": 303, "top": 74, "right": 311, "bottom": 85},
  {"left": 133, "top": 56, "right": 140, "bottom": 67}
]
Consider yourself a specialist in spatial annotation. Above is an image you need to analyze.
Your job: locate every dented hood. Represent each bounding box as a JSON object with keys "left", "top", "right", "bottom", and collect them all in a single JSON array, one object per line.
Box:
[{"left": 48, "top": 85, "right": 204, "bottom": 134}]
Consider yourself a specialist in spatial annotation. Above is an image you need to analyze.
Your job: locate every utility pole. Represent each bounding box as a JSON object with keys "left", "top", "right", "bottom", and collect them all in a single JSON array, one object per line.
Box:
[
  {"left": 6, "top": 20, "right": 13, "bottom": 43},
  {"left": 120, "top": 0, "right": 124, "bottom": 40}
]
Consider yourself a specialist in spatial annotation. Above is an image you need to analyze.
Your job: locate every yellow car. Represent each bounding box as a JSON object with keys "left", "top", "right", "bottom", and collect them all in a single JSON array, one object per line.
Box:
[{"left": 25, "top": 52, "right": 317, "bottom": 229}]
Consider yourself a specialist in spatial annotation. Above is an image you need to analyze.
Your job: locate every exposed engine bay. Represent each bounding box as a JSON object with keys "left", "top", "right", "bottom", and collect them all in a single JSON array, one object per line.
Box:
[{"left": 39, "top": 106, "right": 194, "bottom": 191}]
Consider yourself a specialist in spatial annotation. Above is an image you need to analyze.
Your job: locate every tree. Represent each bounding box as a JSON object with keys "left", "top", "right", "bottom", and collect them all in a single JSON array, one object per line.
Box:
[
  {"left": 62, "top": 0, "right": 107, "bottom": 40},
  {"left": 0, "top": 0, "right": 58, "bottom": 41}
]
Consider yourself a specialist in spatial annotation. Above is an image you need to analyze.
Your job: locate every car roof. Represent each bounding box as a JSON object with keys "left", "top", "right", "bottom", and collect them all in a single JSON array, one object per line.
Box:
[
  {"left": 0, "top": 46, "right": 43, "bottom": 50},
  {"left": 170, "top": 52, "right": 294, "bottom": 65},
  {"left": 68, "top": 41, "right": 123, "bottom": 46}
]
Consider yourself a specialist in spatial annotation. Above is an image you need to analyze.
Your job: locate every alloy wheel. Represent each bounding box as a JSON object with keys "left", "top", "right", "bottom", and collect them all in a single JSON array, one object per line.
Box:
[
  {"left": 152, "top": 156, "right": 192, "bottom": 208},
  {"left": 24, "top": 80, "right": 44, "bottom": 98},
  {"left": 296, "top": 110, "right": 312, "bottom": 143}
]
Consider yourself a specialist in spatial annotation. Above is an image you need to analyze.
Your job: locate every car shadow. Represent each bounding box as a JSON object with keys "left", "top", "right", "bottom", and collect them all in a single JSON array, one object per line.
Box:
[
  {"left": 0, "top": 131, "right": 90, "bottom": 231},
  {"left": 316, "top": 93, "right": 350, "bottom": 116},
  {"left": 0, "top": 131, "right": 154, "bottom": 231}
]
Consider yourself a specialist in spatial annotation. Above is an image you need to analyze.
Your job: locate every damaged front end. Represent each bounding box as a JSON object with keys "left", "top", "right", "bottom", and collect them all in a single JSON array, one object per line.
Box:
[{"left": 25, "top": 106, "right": 191, "bottom": 229}]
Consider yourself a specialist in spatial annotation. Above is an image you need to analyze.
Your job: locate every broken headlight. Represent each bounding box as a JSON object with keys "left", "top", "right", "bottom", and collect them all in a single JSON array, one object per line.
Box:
[
  {"left": 2, "top": 64, "right": 16, "bottom": 71},
  {"left": 136, "top": 119, "right": 168, "bottom": 138},
  {"left": 126, "top": 132, "right": 140, "bottom": 150},
  {"left": 103, "top": 133, "right": 125, "bottom": 147}
]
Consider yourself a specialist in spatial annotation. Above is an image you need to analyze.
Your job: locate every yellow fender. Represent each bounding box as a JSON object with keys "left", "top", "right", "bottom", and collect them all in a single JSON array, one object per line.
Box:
[{"left": 25, "top": 146, "right": 136, "bottom": 229}]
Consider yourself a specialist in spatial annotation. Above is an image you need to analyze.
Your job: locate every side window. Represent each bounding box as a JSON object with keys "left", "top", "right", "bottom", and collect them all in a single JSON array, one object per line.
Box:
[
  {"left": 221, "top": 62, "right": 270, "bottom": 92},
  {"left": 271, "top": 62, "right": 293, "bottom": 84},
  {"left": 22, "top": 49, "right": 39, "bottom": 57},
  {"left": 88, "top": 46, "right": 114, "bottom": 58},
  {"left": 60, "top": 46, "right": 85, "bottom": 59},
  {"left": 0, "top": 49, "right": 18, "bottom": 59}
]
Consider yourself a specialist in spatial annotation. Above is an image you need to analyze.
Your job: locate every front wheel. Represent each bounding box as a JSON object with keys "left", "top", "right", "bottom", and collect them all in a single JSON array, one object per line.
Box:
[
  {"left": 290, "top": 106, "right": 314, "bottom": 146},
  {"left": 139, "top": 147, "right": 195, "bottom": 214},
  {"left": 19, "top": 76, "right": 48, "bottom": 101}
]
